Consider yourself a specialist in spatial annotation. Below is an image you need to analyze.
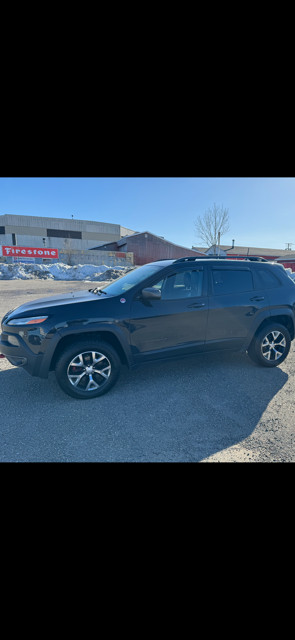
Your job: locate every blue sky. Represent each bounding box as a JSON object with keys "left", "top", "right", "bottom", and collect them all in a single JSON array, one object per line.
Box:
[{"left": 0, "top": 177, "right": 294, "bottom": 250}]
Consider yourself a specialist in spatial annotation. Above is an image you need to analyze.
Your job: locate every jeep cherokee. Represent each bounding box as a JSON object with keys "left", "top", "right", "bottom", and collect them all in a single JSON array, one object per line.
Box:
[{"left": 1, "top": 257, "right": 295, "bottom": 399}]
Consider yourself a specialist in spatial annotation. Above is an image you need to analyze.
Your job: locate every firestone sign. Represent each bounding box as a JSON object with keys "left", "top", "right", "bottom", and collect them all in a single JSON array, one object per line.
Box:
[{"left": 0, "top": 246, "right": 59, "bottom": 259}]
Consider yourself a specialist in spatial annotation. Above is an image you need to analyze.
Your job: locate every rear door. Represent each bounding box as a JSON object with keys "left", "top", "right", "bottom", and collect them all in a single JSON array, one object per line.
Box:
[{"left": 206, "top": 266, "right": 266, "bottom": 350}]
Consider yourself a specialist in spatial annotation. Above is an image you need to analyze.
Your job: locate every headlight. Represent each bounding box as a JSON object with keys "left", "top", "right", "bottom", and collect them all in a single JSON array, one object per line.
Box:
[{"left": 7, "top": 316, "right": 48, "bottom": 326}]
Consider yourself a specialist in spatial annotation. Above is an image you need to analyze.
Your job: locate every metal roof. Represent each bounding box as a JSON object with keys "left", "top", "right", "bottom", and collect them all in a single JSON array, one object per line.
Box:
[{"left": 192, "top": 244, "right": 295, "bottom": 257}]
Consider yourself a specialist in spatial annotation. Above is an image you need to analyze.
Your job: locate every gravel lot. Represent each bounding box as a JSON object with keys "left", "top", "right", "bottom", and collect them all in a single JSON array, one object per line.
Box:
[{"left": 0, "top": 280, "right": 294, "bottom": 462}]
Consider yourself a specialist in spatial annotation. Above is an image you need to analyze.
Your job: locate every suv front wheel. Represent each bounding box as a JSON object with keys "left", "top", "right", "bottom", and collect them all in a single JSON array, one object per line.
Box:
[
  {"left": 248, "top": 323, "right": 291, "bottom": 367},
  {"left": 55, "top": 339, "right": 121, "bottom": 399}
]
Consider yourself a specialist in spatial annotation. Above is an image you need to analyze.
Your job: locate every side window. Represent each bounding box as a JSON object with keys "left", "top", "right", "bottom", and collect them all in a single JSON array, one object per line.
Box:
[
  {"left": 212, "top": 269, "right": 253, "bottom": 295},
  {"left": 255, "top": 269, "right": 281, "bottom": 289},
  {"left": 152, "top": 279, "right": 164, "bottom": 291},
  {"left": 151, "top": 269, "right": 203, "bottom": 300}
]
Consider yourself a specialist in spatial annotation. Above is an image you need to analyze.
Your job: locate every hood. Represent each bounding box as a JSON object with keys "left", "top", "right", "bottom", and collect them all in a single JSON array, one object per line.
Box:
[{"left": 5, "top": 289, "right": 109, "bottom": 319}]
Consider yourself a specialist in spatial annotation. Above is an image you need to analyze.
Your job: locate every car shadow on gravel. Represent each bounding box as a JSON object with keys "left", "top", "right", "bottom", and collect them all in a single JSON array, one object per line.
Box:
[
  {"left": 0, "top": 350, "right": 289, "bottom": 462},
  {"left": 109, "top": 351, "right": 289, "bottom": 461}
]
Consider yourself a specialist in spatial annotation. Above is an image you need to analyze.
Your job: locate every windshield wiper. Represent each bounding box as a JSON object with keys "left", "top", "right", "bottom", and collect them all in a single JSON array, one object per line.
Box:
[{"left": 89, "top": 288, "right": 108, "bottom": 295}]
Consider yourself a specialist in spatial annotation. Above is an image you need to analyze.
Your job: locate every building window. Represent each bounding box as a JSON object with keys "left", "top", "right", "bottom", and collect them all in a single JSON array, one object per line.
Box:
[
  {"left": 0, "top": 226, "right": 5, "bottom": 234},
  {"left": 47, "top": 229, "right": 82, "bottom": 239}
]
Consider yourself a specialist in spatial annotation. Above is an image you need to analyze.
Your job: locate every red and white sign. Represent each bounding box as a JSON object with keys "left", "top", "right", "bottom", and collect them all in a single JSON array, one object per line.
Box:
[{"left": 0, "top": 246, "right": 59, "bottom": 259}]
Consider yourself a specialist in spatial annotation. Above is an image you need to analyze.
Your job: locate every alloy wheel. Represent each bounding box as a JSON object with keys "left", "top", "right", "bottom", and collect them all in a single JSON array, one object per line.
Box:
[
  {"left": 67, "top": 350, "right": 112, "bottom": 391},
  {"left": 261, "top": 331, "right": 286, "bottom": 362}
]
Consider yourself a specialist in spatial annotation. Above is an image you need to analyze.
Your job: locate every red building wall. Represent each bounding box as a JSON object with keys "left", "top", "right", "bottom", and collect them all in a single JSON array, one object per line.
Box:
[
  {"left": 105, "top": 233, "right": 204, "bottom": 265},
  {"left": 227, "top": 254, "right": 295, "bottom": 272},
  {"left": 276, "top": 260, "right": 295, "bottom": 272}
]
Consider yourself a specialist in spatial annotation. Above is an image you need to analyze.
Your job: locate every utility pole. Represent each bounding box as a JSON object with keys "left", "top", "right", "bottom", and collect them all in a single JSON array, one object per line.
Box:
[{"left": 285, "top": 243, "right": 293, "bottom": 250}]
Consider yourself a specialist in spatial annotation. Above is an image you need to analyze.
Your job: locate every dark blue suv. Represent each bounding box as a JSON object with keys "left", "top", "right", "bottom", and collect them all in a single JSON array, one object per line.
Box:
[{"left": 1, "top": 257, "right": 295, "bottom": 399}]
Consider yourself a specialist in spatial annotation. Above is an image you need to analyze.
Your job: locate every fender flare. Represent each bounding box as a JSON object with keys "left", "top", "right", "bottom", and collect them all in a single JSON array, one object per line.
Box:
[
  {"left": 55, "top": 323, "right": 133, "bottom": 366},
  {"left": 243, "top": 307, "right": 295, "bottom": 351}
]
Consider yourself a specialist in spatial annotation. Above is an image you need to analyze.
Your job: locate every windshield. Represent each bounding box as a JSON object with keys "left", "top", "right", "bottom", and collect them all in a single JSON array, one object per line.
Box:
[{"left": 100, "top": 264, "right": 163, "bottom": 296}]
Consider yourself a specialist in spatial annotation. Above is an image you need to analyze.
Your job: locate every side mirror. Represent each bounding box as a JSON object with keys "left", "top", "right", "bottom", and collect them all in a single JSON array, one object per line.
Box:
[{"left": 141, "top": 287, "right": 161, "bottom": 300}]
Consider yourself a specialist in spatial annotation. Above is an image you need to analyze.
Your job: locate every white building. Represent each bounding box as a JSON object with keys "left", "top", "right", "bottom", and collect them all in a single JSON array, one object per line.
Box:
[{"left": 0, "top": 213, "right": 135, "bottom": 252}]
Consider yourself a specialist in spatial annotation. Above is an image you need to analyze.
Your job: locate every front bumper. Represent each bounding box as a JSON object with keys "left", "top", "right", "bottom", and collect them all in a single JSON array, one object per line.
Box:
[{"left": 0, "top": 330, "right": 44, "bottom": 377}]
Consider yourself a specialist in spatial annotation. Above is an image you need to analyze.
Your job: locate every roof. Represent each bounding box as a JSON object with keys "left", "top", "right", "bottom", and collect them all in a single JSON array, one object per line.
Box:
[
  {"left": 276, "top": 254, "right": 295, "bottom": 261},
  {"left": 91, "top": 231, "right": 207, "bottom": 255},
  {"left": 116, "top": 231, "right": 206, "bottom": 253},
  {"left": 192, "top": 244, "right": 295, "bottom": 257}
]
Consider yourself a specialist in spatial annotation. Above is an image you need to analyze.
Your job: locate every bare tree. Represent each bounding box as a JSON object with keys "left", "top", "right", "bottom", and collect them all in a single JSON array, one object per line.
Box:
[{"left": 195, "top": 203, "right": 230, "bottom": 250}]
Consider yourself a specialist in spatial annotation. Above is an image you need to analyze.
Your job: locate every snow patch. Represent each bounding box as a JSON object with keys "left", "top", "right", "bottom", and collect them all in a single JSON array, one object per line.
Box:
[{"left": 0, "top": 262, "right": 134, "bottom": 281}]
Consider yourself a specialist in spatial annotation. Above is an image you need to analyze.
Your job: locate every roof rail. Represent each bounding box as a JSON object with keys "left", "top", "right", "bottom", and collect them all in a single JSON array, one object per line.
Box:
[
  {"left": 248, "top": 256, "right": 268, "bottom": 262},
  {"left": 174, "top": 256, "right": 227, "bottom": 262},
  {"left": 232, "top": 256, "right": 268, "bottom": 262},
  {"left": 174, "top": 255, "right": 269, "bottom": 263}
]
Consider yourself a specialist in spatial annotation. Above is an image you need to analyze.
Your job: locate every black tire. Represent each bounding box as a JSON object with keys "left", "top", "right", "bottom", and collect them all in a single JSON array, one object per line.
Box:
[
  {"left": 55, "top": 339, "right": 121, "bottom": 399},
  {"left": 248, "top": 323, "right": 291, "bottom": 367}
]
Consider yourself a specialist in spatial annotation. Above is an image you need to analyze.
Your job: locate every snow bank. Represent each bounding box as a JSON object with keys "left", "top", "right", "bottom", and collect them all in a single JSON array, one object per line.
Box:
[
  {"left": 1, "top": 259, "right": 293, "bottom": 283},
  {"left": 0, "top": 262, "right": 133, "bottom": 281},
  {"left": 284, "top": 267, "right": 295, "bottom": 281}
]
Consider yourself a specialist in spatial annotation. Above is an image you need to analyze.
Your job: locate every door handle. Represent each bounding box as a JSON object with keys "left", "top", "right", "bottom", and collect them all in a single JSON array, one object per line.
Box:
[
  {"left": 187, "top": 302, "right": 206, "bottom": 308},
  {"left": 250, "top": 296, "right": 265, "bottom": 301}
]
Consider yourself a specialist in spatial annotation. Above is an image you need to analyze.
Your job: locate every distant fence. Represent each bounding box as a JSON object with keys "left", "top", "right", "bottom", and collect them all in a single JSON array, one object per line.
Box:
[
  {"left": 0, "top": 248, "right": 134, "bottom": 267},
  {"left": 58, "top": 249, "right": 134, "bottom": 267}
]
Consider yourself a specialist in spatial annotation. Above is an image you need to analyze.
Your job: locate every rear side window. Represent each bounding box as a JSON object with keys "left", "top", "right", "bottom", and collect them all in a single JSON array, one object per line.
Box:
[
  {"left": 255, "top": 268, "right": 281, "bottom": 289},
  {"left": 212, "top": 269, "right": 253, "bottom": 295}
]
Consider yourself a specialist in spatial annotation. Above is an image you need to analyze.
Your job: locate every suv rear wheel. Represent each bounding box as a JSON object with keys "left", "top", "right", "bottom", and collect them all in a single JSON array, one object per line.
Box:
[
  {"left": 55, "top": 339, "right": 121, "bottom": 399},
  {"left": 248, "top": 323, "right": 291, "bottom": 367}
]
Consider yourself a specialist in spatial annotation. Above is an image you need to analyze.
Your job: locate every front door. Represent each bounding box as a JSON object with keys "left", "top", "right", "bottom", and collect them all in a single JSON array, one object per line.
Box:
[{"left": 129, "top": 267, "right": 208, "bottom": 361}]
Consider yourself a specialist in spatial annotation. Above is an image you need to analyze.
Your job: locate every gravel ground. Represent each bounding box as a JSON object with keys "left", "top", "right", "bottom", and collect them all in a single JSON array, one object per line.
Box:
[{"left": 0, "top": 280, "right": 294, "bottom": 462}]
